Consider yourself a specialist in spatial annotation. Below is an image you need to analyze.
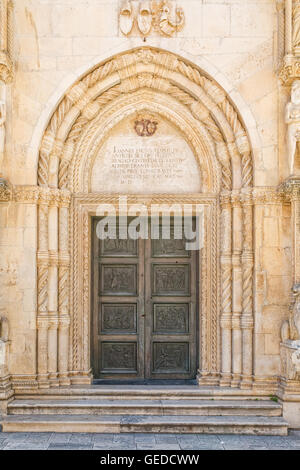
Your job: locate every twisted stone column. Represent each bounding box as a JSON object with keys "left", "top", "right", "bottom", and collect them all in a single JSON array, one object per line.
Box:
[
  {"left": 37, "top": 189, "right": 51, "bottom": 388},
  {"left": 231, "top": 191, "right": 243, "bottom": 387},
  {"left": 58, "top": 192, "right": 71, "bottom": 385},
  {"left": 286, "top": 0, "right": 293, "bottom": 55},
  {"left": 220, "top": 192, "right": 233, "bottom": 387},
  {"left": 241, "top": 190, "right": 254, "bottom": 389},
  {"left": 47, "top": 194, "right": 59, "bottom": 386}
]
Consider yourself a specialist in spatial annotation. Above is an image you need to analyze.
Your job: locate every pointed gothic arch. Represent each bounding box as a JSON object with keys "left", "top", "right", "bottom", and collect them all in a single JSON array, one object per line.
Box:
[{"left": 35, "top": 47, "right": 255, "bottom": 389}]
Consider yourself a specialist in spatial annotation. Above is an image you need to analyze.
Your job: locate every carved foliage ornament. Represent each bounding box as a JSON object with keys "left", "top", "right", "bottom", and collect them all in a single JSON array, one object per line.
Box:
[
  {"left": 0, "top": 177, "right": 11, "bottom": 201},
  {"left": 119, "top": 0, "right": 185, "bottom": 37}
]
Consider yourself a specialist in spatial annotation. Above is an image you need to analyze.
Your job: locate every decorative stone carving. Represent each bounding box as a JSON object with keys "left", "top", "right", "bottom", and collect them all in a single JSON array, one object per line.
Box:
[
  {"left": 137, "top": 1, "right": 152, "bottom": 36},
  {"left": 0, "top": 80, "right": 6, "bottom": 175},
  {"left": 293, "top": 1, "right": 300, "bottom": 51},
  {"left": 119, "top": 1, "right": 185, "bottom": 38},
  {"left": 0, "top": 1, "right": 13, "bottom": 83},
  {"left": 280, "top": 340, "right": 300, "bottom": 380},
  {"left": 278, "top": 1, "right": 300, "bottom": 84},
  {"left": 286, "top": 80, "right": 300, "bottom": 175},
  {"left": 0, "top": 176, "right": 10, "bottom": 201},
  {"left": 35, "top": 48, "right": 254, "bottom": 387},
  {"left": 134, "top": 116, "right": 158, "bottom": 136},
  {"left": 281, "top": 284, "right": 300, "bottom": 342},
  {"left": 37, "top": 47, "right": 253, "bottom": 193},
  {"left": 155, "top": 0, "right": 185, "bottom": 37},
  {"left": 119, "top": 0, "right": 134, "bottom": 36}
]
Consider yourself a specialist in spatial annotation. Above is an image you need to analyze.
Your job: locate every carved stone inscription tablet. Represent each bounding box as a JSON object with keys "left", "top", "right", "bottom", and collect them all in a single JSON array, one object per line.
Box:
[{"left": 90, "top": 116, "right": 201, "bottom": 194}]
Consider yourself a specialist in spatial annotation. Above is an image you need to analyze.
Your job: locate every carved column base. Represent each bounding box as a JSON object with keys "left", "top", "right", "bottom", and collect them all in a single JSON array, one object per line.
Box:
[
  {"left": 48, "top": 374, "right": 59, "bottom": 388},
  {"left": 37, "top": 374, "right": 50, "bottom": 389},
  {"left": 69, "top": 370, "right": 93, "bottom": 385},
  {"left": 197, "top": 371, "right": 220, "bottom": 386},
  {"left": 231, "top": 374, "right": 241, "bottom": 388},
  {"left": 240, "top": 375, "right": 253, "bottom": 390},
  {"left": 219, "top": 374, "right": 232, "bottom": 387},
  {"left": 58, "top": 373, "right": 71, "bottom": 387},
  {"left": 0, "top": 374, "right": 13, "bottom": 414}
]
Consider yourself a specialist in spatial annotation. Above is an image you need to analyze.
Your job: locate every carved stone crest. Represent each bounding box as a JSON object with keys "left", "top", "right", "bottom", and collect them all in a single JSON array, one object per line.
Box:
[
  {"left": 134, "top": 116, "right": 158, "bottom": 136},
  {"left": 119, "top": 0, "right": 185, "bottom": 38}
]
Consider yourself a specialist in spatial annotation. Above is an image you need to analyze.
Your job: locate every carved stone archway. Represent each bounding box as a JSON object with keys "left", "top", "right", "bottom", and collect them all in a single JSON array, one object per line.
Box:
[{"left": 35, "top": 47, "right": 254, "bottom": 390}]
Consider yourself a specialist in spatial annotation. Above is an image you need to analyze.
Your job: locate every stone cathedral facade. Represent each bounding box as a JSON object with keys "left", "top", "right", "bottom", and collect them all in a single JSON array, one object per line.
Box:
[{"left": 0, "top": 0, "right": 300, "bottom": 434}]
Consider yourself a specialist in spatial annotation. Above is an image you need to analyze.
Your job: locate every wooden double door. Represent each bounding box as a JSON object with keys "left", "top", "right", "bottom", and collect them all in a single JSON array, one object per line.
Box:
[{"left": 92, "top": 217, "right": 198, "bottom": 381}]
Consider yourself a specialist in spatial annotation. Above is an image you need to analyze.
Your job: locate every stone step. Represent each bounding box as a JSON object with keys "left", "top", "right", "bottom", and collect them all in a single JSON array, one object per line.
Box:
[
  {"left": 0, "top": 414, "right": 288, "bottom": 435},
  {"left": 7, "top": 399, "right": 282, "bottom": 417},
  {"left": 14, "top": 385, "right": 277, "bottom": 401}
]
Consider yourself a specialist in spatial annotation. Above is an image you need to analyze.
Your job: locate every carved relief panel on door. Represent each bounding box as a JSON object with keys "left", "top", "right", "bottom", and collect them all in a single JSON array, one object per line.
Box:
[{"left": 92, "top": 217, "right": 198, "bottom": 380}]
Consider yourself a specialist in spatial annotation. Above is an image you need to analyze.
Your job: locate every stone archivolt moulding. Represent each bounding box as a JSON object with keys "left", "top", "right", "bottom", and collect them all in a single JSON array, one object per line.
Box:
[
  {"left": 29, "top": 47, "right": 257, "bottom": 390},
  {"left": 0, "top": 0, "right": 13, "bottom": 84}
]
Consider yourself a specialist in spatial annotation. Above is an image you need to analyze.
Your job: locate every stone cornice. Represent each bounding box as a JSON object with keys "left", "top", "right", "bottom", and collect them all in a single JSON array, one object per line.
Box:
[
  {"left": 13, "top": 185, "right": 71, "bottom": 206},
  {"left": 8, "top": 186, "right": 292, "bottom": 206}
]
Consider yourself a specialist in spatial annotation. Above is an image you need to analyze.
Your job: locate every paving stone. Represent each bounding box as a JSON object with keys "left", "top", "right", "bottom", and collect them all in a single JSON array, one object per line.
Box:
[
  {"left": 95, "top": 443, "right": 133, "bottom": 450},
  {"left": 177, "top": 435, "right": 202, "bottom": 450},
  {"left": 0, "top": 439, "right": 8, "bottom": 449},
  {"left": 136, "top": 444, "right": 156, "bottom": 450},
  {"left": 135, "top": 435, "right": 156, "bottom": 445},
  {"left": 2, "top": 432, "right": 30, "bottom": 441},
  {"left": 113, "top": 434, "right": 135, "bottom": 445},
  {"left": 49, "top": 433, "right": 71, "bottom": 444},
  {"left": 93, "top": 433, "right": 116, "bottom": 444},
  {"left": 196, "top": 435, "right": 224, "bottom": 445},
  {"left": 69, "top": 433, "right": 94, "bottom": 445},
  {"left": 26, "top": 433, "right": 52, "bottom": 443},
  {"left": 154, "top": 434, "right": 178, "bottom": 444},
  {"left": 248, "top": 446, "right": 269, "bottom": 450},
  {"left": 1, "top": 432, "right": 300, "bottom": 450},
  {"left": 287, "top": 439, "right": 300, "bottom": 448},
  {"left": 154, "top": 444, "right": 181, "bottom": 450},
  {"left": 263, "top": 436, "right": 292, "bottom": 448},
  {"left": 48, "top": 443, "right": 93, "bottom": 450},
  {"left": 3, "top": 441, "right": 48, "bottom": 450}
]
